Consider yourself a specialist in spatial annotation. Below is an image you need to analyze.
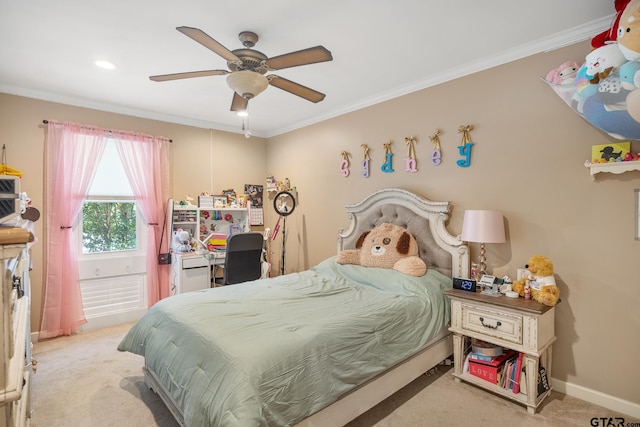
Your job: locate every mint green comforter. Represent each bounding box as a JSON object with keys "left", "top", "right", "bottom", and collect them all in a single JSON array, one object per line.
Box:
[{"left": 118, "top": 257, "right": 452, "bottom": 426}]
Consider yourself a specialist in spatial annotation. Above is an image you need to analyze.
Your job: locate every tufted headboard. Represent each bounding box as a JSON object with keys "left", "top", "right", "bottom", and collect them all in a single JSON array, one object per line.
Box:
[{"left": 337, "top": 188, "right": 469, "bottom": 278}]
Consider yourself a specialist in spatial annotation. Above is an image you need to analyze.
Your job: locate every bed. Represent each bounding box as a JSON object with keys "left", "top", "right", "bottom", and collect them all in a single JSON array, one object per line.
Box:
[{"left": 118, "top": 188, "right": 469, "bottom": 426}]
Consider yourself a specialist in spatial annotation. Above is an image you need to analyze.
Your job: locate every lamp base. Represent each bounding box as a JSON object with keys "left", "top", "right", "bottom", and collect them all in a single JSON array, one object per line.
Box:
[{"left": 478, "top": 243, "right": 487, "bottom": 277}]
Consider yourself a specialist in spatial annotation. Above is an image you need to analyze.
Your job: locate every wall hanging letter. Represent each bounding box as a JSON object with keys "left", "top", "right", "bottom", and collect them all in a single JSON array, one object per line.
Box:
[
  {"left": 340, "top": 151, "right": 350, "bottom": 177},
  {"left": 381, "top": 141, "right": 394, "bottom": 173},
  {"left": 360, "top": 144, "right": 371, "bottom": 178},
  {"left": 429, "top": 129, "right": 443, "bottom": 166},
  {"left": 404, "top": 136, "right": 418, "bottom": 172},
  {"left": 456, "top": 125, "right": 475, "bottom": 168}
]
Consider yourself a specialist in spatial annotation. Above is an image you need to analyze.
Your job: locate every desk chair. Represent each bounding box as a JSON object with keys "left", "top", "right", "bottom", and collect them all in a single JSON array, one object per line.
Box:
[{"left": 215, "top": 232, "right": 263, "bottom": 285}]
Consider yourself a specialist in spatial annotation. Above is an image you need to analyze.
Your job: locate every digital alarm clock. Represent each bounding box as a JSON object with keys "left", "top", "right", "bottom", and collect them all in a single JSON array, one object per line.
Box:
[{"left": 453, "top": 277, "right": 477, "bottom": 292}]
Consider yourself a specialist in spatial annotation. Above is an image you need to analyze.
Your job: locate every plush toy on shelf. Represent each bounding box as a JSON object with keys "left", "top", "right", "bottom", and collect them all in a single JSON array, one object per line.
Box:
[
  {"left": 336, "top": 223, "right": 427, "bottom": 276},
  {"left": 512, "top": 255, "right": 560, "bottom": 307}
]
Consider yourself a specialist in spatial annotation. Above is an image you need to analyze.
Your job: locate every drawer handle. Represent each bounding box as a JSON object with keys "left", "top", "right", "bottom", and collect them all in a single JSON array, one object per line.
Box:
[{"left": 479, "top": 317, "right": 501, "bottom": 330}]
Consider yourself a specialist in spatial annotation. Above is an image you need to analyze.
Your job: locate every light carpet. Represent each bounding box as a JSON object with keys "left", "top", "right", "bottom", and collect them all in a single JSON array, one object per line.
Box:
[{"left": 30, "top": 322, "right": 638, "bottom": 427}]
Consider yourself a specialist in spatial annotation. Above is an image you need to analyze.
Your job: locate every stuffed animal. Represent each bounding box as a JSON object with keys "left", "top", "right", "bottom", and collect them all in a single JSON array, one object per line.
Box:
[
  {"left": 336, "top": 223, "right": 427, "bottom": 276},
  {"left": 617, "top": 0, "right": 640, "bottom": 61},
  {"left": 511, "top": 255, "right": 560, "bottom": 307},
  {"left": 616, "top": 0, "right": 640, "bottom": 123},
  {"left": 545, "top": 60, "right": 581, "bottom": 85},
  {"left": 592, "top": 0, "right": 632, "bottom": 49},
  {"left": 585, "top": 44, "right": 627, "bottom": 84}
]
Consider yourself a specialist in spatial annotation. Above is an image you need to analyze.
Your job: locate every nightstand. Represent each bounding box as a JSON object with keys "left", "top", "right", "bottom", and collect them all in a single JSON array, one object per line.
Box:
[{"left": 444, "top": 289, "right": 556, "bottom": 414}]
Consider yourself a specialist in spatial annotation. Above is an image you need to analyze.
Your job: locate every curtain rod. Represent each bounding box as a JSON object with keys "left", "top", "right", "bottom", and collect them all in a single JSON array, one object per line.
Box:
[{"left": 42, "top": 120, "right": 173, "bottom": 143}]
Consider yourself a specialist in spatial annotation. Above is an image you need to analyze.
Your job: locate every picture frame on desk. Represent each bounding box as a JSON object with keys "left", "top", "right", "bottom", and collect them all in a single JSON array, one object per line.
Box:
[{"left": 213, "top": 195, "right": 227, "bottom": 208}]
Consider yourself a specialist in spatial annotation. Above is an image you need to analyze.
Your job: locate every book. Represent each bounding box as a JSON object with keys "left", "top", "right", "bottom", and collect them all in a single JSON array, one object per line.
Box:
[
  {"left": 468, "top": 350, "right": 517, "bottom": 384},
  {"left": 520, "top": 370, "right": 528, "bottom": 396},
  {"left": 537, "top": 365, "right": 550, "bottom": 396},
  {"left": 512, "top": 352, "right": 524, "bottom": 394},
  {"left": 468, "top": 352, "right": 497, "bottom": 362},
  {"left": 467, "top": 349, "right": 516, "bottom": 366}
]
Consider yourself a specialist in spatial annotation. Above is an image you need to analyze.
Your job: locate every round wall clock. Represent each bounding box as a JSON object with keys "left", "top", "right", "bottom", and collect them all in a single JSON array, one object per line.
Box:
[{"left": 273, "top": 191, "right": 296, "bottom": 216}]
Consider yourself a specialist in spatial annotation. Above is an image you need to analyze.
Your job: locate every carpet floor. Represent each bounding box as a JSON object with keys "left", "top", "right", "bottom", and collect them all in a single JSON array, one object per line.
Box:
[{"left": 30, "top": 322, "right": 638, "bottom": 427}]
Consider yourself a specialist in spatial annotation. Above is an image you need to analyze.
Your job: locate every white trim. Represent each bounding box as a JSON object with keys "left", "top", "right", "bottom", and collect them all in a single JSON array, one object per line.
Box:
[
  {"left": 551, "top": 377, "right": 640, "bottom": 419},
  {"left": 0, "top": 16, "right": 611, "bottom": 138},
  {"left": 78, "top": 308, "right": 147, "bottom": 332}
]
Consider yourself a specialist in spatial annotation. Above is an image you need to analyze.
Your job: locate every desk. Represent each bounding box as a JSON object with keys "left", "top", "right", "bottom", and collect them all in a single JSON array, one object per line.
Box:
[{"left": 170, "top": 252, "right": 224, "bottom": 295}]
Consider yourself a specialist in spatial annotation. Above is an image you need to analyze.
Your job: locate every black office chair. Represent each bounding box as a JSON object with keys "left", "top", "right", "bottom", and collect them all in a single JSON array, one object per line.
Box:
[{"left": 215, "top": 232, "right": 264, "bottom": 285}]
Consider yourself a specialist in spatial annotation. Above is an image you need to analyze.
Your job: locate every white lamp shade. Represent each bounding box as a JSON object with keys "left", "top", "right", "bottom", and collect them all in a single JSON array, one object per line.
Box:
[
  {"left": 226, "top": 70, "right": 269, "bottom": 99},
  {"left": 460, "top": 210, "right": 506, "bottom": 243}
]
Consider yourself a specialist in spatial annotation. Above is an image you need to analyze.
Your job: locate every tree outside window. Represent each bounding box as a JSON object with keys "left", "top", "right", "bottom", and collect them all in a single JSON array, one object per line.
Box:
[{"left": 82, "top": 201, "right": 137, "bottom": 253}]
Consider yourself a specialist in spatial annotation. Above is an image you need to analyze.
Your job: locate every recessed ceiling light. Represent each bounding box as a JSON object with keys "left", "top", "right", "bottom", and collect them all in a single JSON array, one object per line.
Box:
[{"left": 93, "top": 59, "right": 117, "bottom": 70}]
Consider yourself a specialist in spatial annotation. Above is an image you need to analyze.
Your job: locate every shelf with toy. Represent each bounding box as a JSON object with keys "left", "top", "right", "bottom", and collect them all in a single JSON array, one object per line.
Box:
[{"left": 584, "top": 159, "right": 640, "bottom": 179}]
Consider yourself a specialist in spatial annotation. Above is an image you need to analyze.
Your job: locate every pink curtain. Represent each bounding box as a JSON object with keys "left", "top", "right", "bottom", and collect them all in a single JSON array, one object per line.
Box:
[
  {"left": 114, "top": 132, "right": 170, "bottom": 306},
  {"left": 40, "top": 122, "right": 107, "bottom": 339}
]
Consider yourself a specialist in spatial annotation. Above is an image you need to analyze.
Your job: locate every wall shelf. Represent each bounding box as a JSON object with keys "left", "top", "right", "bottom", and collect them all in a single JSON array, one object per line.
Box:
[{"left": 585, "top": 161, "right": 640, "bottom": 179}]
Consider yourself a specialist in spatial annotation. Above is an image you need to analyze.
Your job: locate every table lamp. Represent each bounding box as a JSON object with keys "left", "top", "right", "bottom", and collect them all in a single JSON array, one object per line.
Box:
[{"left": 460, "top": 210, "right": 506, "bottom": 278}]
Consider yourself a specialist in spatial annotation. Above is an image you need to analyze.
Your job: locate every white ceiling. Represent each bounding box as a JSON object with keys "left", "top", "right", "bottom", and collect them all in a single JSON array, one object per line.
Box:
[{"left": 0, "top": 1, "right": 613, "bottom": 138}]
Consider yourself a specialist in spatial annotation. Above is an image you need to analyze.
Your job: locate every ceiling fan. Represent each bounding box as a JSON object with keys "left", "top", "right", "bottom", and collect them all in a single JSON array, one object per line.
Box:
[{"left": 149, "top": 27, "right": 333, "bottom": 112}]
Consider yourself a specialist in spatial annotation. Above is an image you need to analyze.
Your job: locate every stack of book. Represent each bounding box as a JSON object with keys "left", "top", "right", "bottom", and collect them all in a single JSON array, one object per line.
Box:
[
  {"left": 467, "top": 349, "right": 517, "bottom": 385},
  {"left": 204, "top": 233, "right": 227, "bottom": 250},
  {"left": 199, "top": 196, "right": 214, "bottom": 209}
]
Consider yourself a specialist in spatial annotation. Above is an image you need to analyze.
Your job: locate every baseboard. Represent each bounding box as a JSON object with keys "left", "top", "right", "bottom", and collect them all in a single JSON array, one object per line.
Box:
[
  {"left": 31, "top": 309, "right": 146, "bottom": 343},
  {"left": 552, "top": 378, "right": 640, "bottom": 419}
]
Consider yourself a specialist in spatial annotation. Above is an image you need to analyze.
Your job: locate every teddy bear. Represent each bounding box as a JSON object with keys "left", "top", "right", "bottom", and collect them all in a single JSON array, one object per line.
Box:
[
  {"left": 591, "top": 0, "right": 632, "bottom": 49},
  {"left": 615, "top": 0, "right": 640, "bottom": 123},
  {"left": 511, "top": 255, "right": 560, "bottom": 307},
  {"left": 336, "top": 223, "right": 427, "bottom": 276},
  {"left": 617, "top": 0, "right": 640, "bottom": 61}
]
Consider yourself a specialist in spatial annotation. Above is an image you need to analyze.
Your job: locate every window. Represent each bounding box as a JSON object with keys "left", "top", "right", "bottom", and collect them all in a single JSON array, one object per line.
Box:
[
  {"left": 75, "top": 139, "right": 148, "bottom": 328},
  {"left": 82, "top": 200, "right": 137, "bottom": 254}
]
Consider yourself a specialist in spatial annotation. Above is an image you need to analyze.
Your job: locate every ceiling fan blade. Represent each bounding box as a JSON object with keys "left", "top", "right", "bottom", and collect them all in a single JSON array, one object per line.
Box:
[
  {"left": 176, "top": 26, "right": 240, "bottom": 62},
  {"left": 230, "top": 92, "right": 249, "bottom": 112},
  {"left": 265, "top": 46, "right": 332, "bottom": 70},
  {"left": 149, "top": 70, "right": 228, "bottom": 82},
  {"left": 268, "top": 75, "right": 326, "bottom": 103}
]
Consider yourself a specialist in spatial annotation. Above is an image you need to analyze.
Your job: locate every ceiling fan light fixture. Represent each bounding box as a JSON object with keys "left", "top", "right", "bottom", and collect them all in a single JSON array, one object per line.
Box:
[
  {"left": 226, "top": 70, "right": 268, "bottom": 99},
  {"left": 236, "top": 110, "right": 249, "bottom": 117}
]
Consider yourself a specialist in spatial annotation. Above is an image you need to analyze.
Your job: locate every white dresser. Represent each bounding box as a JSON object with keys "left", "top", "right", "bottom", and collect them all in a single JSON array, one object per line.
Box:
[{"left": 0, "top": 234, "right": 34, "bottom": 426}]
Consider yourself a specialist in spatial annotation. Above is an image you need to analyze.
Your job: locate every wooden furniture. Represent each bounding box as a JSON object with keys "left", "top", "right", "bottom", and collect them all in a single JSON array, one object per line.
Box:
[
  {"left": 445, "top": 289, "right": 556, "bottom": 414},
  {"left": 0, "top": 238, "right": 33, "bottom": 426}
]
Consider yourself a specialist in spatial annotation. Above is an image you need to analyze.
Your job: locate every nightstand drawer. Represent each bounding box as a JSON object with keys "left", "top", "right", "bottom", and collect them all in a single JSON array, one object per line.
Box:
[{"left": 461, "top": 303, "right": 523, "bottom": 345}]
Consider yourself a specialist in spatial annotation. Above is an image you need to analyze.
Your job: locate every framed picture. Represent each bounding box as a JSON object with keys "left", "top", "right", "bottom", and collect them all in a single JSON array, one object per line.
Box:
[
  {"left": 634, "top": 188, "right": 640, "bottom": 240},
  {"left": 213, "top": 195, "right": 227, "bottom": 208}
]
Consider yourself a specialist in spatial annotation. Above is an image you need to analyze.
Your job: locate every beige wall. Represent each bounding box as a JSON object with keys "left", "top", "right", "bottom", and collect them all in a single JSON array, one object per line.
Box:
[
  {"left": 0, "top": 93, "right": 267, "bottom": 339},
  {"left": 266, "top": 41, "right": 640, "bottom": 406},
  {"left": 1, "top": 39, "right": 638, "bottom": 407}
]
